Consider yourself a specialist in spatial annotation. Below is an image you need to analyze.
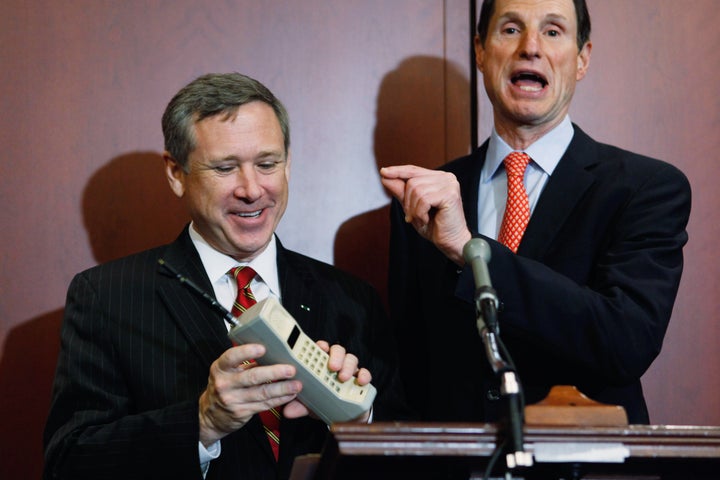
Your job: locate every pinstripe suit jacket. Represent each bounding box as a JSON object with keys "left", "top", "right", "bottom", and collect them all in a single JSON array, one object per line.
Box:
[{"left": 44, "top": 226, "right": 406, "bottom": 479}]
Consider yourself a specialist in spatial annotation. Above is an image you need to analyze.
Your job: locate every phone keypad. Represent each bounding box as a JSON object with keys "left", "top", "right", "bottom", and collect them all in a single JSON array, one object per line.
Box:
[{"left": 297, "top": 338, "right": 345, "bottom": 392}]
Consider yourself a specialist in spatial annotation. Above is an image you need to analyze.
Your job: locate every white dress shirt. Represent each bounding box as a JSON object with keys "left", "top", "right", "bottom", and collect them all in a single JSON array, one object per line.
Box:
[
  {"left": 189, "top": 224, "right": 282, "bottom": 319},
  {"left": 188, "top": 223, "right": 282, "bottom": 475}
]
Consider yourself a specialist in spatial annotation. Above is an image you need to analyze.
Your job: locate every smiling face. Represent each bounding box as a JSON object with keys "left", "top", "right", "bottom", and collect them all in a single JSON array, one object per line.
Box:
[
  {"left": 475, "top": 0, "right": 591, "bottom": 142},
  {"left": 164, "top": 101, "right": 290, "bottom": 262}
]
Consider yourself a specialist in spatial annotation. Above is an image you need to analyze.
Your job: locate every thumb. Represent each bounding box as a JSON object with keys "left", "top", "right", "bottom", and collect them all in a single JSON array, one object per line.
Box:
[{"left": 380, "top": 176, "right": 406, "bottom": 202}]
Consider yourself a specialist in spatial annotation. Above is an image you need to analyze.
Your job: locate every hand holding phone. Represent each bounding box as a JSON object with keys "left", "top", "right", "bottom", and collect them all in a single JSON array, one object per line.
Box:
[{"left": 229, "top": 297, "right": 376, "bottom": 425}]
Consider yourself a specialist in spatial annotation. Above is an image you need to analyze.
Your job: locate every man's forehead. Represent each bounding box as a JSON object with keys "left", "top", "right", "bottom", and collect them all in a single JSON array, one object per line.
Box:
[
  {"left": 189, "top": 108, "right": 286, "bottom": 158},
  {"left": 492, "top": 0, "right": 576, "bottom": 18}
]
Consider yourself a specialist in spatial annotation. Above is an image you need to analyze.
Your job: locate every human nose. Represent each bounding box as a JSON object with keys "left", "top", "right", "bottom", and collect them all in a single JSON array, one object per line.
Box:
[
  {"left": 233, "top": 166, "right": 263, "bottom": 201},
  {"left": 518, "top": 30, "right": 541, "bottom": 59}
]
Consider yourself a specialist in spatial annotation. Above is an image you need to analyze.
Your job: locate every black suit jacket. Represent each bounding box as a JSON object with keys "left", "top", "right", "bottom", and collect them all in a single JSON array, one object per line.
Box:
[
  {"left": 44, "top": 227, "right": 407, "bottom": 479},
  {"left": 389, "top": 125, "right": 691, "bottom": 424}
]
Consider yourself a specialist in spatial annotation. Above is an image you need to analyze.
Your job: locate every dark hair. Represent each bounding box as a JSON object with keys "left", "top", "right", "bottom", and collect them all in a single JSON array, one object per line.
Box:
[
  {"left": 161, "top": 72, "right": 290, "bottom": 171},
  {"left": 476, "top": 0, "right": 591, "bottom": 51}
]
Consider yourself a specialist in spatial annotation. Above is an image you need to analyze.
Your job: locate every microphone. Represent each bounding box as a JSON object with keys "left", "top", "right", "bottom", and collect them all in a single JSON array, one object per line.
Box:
[
  {"left": 158, "top": 259, "right": 239, "bottom": 327},
  {"left": 462, "top": 238, "right": 499, "bottom": 333},
  {"left": 462, "top": 239, "right": 533, "bottom": 470}
]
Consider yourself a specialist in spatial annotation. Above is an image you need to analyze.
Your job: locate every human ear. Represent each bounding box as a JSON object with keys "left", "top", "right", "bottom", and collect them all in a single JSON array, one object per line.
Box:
[
  {"left": 576, "top": 41, "right": 592, "bottom": 81},
  {"left": 474, "top": 35, "right": 486, "bottom": 73},
  {"left": 163, "top": 152, "right": 185, "bottom": 198}
]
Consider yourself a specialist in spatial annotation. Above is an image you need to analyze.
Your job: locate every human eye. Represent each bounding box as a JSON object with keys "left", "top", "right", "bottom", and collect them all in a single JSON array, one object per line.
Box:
[
  {"left": 545, "top": 26, "right": 562, "bottom": 37},
  {"left": 257, "top": 160, "right": 282, "bottom": 173},
  {"left": 543, "top": 17, "right": 568, "bottom": 38},
  {"left": 255, "top": 153, "right": 285, "bottom": 173},
  {"left": 497, "top": 17, "right": 521, "bottom": 36},
  {"left": 210, "top": 162, "right": 238, "bottom": 175}
]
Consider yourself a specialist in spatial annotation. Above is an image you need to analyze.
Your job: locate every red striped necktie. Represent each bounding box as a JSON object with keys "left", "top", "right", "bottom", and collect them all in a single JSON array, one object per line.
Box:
[{"left": 230, "top": 266, "right": 281, "bottom": 461}]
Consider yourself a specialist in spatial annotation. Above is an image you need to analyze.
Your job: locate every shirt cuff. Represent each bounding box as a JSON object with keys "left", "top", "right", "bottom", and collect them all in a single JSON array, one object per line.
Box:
[{"left": 199, "top": 440, "right": 221, "bottom": 477}]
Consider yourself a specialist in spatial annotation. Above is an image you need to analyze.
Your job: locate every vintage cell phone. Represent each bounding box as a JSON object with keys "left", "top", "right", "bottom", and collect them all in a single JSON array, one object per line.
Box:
[
  {"left": 158, "top": 258, "right": 375, "bottom": 425},
  {"left": 229, "top": 297, "right": 376, "bottom": 425}
]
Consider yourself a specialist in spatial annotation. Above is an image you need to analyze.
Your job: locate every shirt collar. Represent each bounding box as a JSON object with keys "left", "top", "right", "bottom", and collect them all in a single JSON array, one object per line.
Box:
[
  {"left": 482, "top": 115, "right": 574, "bottom": 182},
  {"left": 188, "top": 223, "right": 281, "bottom": 297}
]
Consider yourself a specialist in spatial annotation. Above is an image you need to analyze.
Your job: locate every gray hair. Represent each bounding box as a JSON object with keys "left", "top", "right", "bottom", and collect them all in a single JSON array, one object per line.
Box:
[{"left": 161, "top": 72, "right": 290, "bottom": 171}]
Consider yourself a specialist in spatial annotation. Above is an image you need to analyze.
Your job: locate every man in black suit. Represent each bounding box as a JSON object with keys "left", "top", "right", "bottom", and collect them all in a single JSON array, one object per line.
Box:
[
  {"left": 44, "top": 73, "right": 406, "bottom": 479},
  {"left": 380, "top": 0, "right": 690, "bottom": 424}
]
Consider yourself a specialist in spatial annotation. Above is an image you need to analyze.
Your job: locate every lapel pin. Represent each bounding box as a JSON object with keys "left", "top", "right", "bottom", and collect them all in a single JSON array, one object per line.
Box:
[{"left": 300, "top": 304, "right": 311, "bottom": 312}]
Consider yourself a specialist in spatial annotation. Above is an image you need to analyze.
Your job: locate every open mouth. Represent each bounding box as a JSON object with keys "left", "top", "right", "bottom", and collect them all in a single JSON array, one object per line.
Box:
[{"left": 511, "top": 72, "right": 548, "bottom": 92}]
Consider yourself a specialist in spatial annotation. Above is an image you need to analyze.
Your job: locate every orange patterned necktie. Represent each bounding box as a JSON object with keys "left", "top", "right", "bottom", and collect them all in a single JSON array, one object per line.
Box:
[
  {"left": 497, "top": 152, "right": 531, "bottom": 253},
  {"left": 230, "top": 266, "right": 281, "bottom": 461}
]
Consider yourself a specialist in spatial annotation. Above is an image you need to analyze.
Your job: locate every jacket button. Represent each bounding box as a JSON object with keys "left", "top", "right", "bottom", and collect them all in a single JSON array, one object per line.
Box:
[{"left": 486, "top": 388, "right": 500, "bottom": 401}]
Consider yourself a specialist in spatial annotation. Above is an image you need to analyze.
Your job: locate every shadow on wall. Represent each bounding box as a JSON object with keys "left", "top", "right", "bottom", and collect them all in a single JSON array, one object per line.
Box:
[
  {"left": 0, "top": 309, "right": 63, "bottom": 480},
  {"left": 334, "top": 56, "right": 470, "bottom": 310},
  {"left": 0, "top": 152, "right": 189, "bottom": 479},
  {"left": 83, "top": 152, "right": 190, "bottom": 263}
]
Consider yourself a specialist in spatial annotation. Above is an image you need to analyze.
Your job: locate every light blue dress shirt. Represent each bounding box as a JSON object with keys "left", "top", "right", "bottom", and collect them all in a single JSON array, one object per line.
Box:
[{"left": 477, "top": 115, "right": 575, "bottom": 238}]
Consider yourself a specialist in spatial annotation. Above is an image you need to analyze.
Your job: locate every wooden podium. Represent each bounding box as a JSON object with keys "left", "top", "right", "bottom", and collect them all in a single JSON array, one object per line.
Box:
[{"left": 290, "top": 422, "right": 720, "bottom": 480}]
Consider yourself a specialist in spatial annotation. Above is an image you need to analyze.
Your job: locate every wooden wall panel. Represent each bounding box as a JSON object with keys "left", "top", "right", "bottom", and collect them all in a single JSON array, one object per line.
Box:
[
  {"left": 0, "top": 1, "right": 469, "bottom": 478},
  {"left": 565, "top": 1, "right": 719, "bottom": 426},
  {"left": 0, "top": 1, "right": 717, "bottom": 478}
]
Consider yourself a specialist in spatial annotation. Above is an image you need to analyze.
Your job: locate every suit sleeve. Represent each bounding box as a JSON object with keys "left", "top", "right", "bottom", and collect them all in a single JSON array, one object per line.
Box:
[
  {"left": 43, "top": 272, "right": 203, "bottom": 480},
  {"left": 467, "top": 160, "right": 691, "bottom": 384},
  {"left": 387, "top": 198, "right": 441, "bottom": 414}
]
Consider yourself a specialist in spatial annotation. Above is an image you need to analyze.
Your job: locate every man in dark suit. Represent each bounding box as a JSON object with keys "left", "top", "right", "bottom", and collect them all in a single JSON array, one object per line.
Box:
[
  {"left": 380, "top": 0, "right": 690, "bottom": 425},
  {"left": 44, "top": 73, "right": 406, "bottom": 479}
]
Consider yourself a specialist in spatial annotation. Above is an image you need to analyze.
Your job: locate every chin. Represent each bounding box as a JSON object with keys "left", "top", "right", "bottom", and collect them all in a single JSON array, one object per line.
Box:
[
  {"left": 510, "top": 106, "right": 553, "bottom": 124},
  {"left": 233, "top": 238, "right": 272, "bottom": 259}
]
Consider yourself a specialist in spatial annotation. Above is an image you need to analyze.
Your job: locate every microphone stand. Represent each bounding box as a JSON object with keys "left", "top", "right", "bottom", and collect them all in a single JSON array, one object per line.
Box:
[{"left": 474, "top": 288, "right": 533, "bottom": 471}]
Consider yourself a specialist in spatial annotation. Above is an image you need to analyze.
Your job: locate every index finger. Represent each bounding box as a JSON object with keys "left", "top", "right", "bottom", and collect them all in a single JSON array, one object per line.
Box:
[
  {"left": 380, "top": 164, "right": 434, "bottom": 180},
  {"left": 216, "top": 343, "right": 266, "bottom": 371}
]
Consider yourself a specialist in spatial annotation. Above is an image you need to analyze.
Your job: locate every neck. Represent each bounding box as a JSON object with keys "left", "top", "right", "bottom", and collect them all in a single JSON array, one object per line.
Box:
[{"left": 494, "top": 116, "right": 566, "bottom": 151}]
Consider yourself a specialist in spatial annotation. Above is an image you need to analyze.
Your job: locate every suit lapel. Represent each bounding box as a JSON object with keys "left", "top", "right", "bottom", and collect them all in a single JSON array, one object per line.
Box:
[
  {"left": 272, "top": 239, "right": 325, "bottom": 460},
  {"left": 276, "top": 239, "right": 322, "bottom": 337},
  {"left": 518, "top": 125, "right": 598, "bottom": 258},
  {"left": 156, "top": 228, "right": 281, "bottom": 464},
  {"left": 155, "top": 227, "right": 231, "bottom": 368}
]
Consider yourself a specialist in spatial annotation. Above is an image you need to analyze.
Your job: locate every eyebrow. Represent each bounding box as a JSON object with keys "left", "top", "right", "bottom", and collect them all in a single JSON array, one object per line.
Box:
[
  {"left": 543, "top": 13, "right": 570, "bottom": 25},
  {"left": 210, "top": 149, "right": 285, "bottom": 162},
  {"left": 256, "top": 150, "right": 286, "bottom": 161},
  {"left": 496, "top": 11, "right": 570, "bottom": 25}
]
